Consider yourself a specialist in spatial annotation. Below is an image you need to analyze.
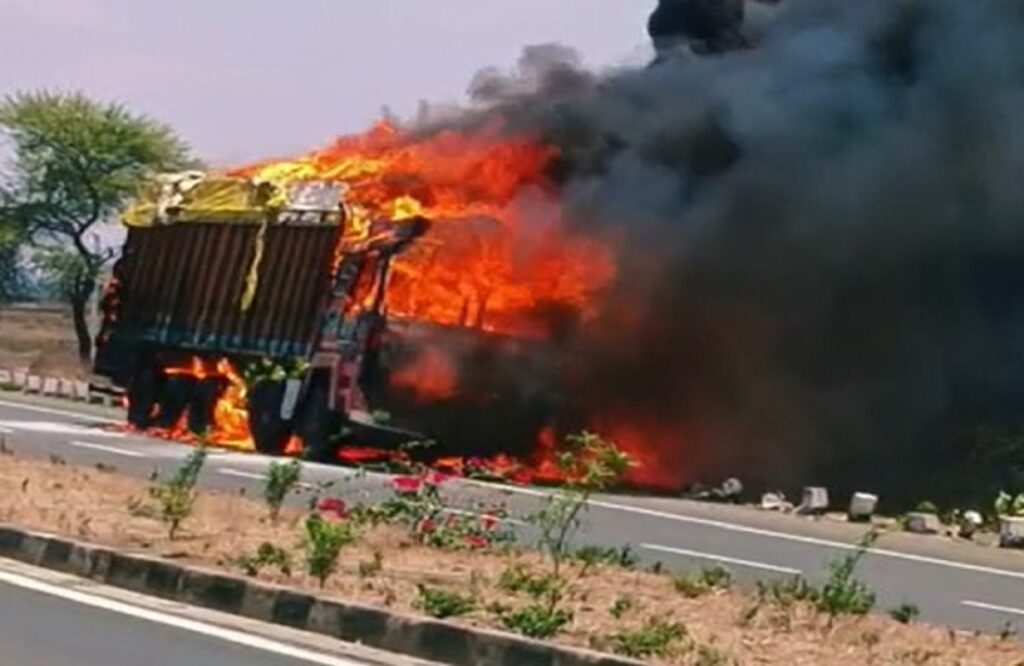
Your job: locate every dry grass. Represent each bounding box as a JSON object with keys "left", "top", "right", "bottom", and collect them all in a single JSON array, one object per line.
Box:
[
  {"left": 0, "top": 307, "right": 84, "bottom": 377},
  {"left": 0, "top": 453, "right": 1022, "bottom": 665}
]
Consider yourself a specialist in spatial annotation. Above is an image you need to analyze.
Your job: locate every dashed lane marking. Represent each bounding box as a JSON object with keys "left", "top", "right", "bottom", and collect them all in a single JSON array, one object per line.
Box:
[{"left": 641, "top": 543, "right": 803, "bottom": 575}]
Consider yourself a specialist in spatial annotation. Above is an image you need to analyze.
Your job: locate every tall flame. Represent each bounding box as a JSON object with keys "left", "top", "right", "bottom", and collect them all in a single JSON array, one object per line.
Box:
[{"left": 232, "top": 120, "right": 615, "bottom": 337}]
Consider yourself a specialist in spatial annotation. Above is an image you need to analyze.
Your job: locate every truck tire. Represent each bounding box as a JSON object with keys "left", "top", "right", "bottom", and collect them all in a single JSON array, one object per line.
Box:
[
  {"left": 247, "top": 381, "right": 292, "bottom": 455},
  {"left": 126, "top": 363, "right": 160, "bottom": 429},
  {"left": 296, "top": 374, "right": 342, "bottom": 463}
]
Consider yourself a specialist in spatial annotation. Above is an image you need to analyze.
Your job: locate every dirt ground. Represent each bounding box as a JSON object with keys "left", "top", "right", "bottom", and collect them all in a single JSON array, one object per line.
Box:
[
  {"left": 0, "top": 454, "right": 1022, "bottom": 665},
  {"left": 0, "top": 306, "right": 84, "bottom": 378}
]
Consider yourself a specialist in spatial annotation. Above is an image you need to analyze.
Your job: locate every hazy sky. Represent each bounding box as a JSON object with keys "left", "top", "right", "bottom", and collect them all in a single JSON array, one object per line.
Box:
[{"left": 3, "top": 1, "right": 652, "bottom": 166}]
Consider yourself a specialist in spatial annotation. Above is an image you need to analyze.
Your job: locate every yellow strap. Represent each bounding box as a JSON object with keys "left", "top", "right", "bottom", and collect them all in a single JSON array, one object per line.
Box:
[{"left": 240, "top": 218, "right": 268, "bottom": 311}]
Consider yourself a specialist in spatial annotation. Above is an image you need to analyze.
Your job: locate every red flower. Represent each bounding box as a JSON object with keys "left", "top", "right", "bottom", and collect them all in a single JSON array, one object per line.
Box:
[
  {"left": 424, "top": 470, "right": 448, "bottom": 486},
  {"left": 393, "top": 476, "right": 423, "bottom": 494},
  {"left": 317, "top": 497, "right": 348, "bottom": 519},
  {"left": 418, "top": 518, "right": 436, "bottom": 534},
  {"left": 481, "top": 514, "right": 498, "bottom": 531},
  {"left": 464, "top": 535, "right": 488, "bottom": 549}
]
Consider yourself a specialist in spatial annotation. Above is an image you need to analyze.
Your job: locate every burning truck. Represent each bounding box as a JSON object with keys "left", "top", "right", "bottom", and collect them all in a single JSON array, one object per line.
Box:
[{"left": 93, "top": 123, "right": 615, "bottom": 467}]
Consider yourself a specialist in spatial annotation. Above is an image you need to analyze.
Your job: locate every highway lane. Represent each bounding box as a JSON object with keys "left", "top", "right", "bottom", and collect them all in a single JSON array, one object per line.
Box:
[
  {"left": 0, "top": 558, "right": 425, "bottom": 666},
  {"left": 1, "top": 393, "right": 1024, "bottom": 635}
]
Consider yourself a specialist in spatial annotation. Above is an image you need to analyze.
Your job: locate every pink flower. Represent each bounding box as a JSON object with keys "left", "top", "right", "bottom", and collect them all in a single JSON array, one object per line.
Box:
[
  {"left": 465, "top": 535, "right": 488, "bottom": 549},
  {"left": 393, "top": 476, "right": 423, "bottom": 494}
]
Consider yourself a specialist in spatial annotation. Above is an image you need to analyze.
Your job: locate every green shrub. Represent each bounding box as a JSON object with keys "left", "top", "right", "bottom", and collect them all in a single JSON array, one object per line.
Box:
[
  {"left": 498, "top": 565, "right": 564, "bottom": 601},
  {"left": 264, "top": 459, "right": 302, "bottom": 522},
  {"left": 149, "top": 445, "right": 207, "bottom": 540},
  {"left": 915, "top": 500, "right": 939, "bottom": 514},
  {"left": 816, "top": 533, "right": 878, "bottom": 619},
  {"left": 236, "top": 542, "right": 292, "bottom": 577},
  {"left": 302, "top": 514, "right": 355, "bottom": 588},
  {"left": 889, "top": 602, "right": 920, "bottom": 625},
  {"left": 756, "top": 576, "right": 819, "bottom": 606},
  {"left": 415, "top": 585, "right": 475, "bottom": 619},
  {"left": 499, "top": 604, "right": 572, "bottom": 639},
  {"left": 610, "top": 617, "right": 688, "bottom": 659},
  {"left": 609, "top": 596, "right": 633, "bottom": 619},
  {"left": 673, "top": 566, "right": 734, "bottom": 598}
]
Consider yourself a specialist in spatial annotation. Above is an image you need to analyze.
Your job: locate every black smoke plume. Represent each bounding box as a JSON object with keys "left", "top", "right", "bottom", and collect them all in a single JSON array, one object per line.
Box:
[{"left": 411, "top": 0, "right": 1024, "bottom": 503}]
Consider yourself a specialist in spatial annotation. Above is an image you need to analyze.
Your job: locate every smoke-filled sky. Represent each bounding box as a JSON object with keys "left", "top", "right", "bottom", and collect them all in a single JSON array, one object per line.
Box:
[{"left": 1, "top": 0, "right": 651, "bottom": 165}]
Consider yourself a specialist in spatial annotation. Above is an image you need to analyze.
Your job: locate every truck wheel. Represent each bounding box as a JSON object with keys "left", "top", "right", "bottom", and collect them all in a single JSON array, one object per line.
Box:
[
  {"left": 296, "top": 375, "right": 341, "bottom": 463},
  {"left": 188, "top": 377, "right": 223, "bottom": 436},
  {"left": 126, "top": 363, "right": 160, "bottom": 429},
  {"left": 247, "top": 381, "right": 292, "bottom": 455},
  {"left": 153, "top": 375, "right": 195, "bottom": 429}
]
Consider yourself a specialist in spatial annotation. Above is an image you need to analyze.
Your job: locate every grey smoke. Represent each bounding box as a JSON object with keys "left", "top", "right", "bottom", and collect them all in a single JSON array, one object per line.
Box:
[{"left": 418, "top": 0, "right": 1024, "bottom": 499}]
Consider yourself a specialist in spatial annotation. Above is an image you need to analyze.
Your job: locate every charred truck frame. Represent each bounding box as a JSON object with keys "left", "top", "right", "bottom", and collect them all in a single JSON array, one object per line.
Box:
[{"left": 93, "top": 173, "right": 428, "bottom": 460}]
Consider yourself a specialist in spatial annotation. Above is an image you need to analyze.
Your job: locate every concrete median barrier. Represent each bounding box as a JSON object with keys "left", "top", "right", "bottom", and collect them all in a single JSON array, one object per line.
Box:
[{"left": 0, "top": 524, "right": 641, "bottom": 666}]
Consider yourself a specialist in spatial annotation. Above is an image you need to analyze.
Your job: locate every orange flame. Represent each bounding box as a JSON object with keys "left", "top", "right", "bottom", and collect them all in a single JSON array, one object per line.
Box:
[
  {"left": 153, "top": 356, "right": 254, "bottom": 450},
  {"left": 232, "top": 120, "right": 615, "bottom": 337},
  {"left": 390, "top": 347, "right": 458, "bottom": 401}
]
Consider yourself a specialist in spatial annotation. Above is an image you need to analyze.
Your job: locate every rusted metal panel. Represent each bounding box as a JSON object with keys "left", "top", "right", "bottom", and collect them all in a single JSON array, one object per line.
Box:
[{"left": 112, "top": 219, "right": 340, "bottom": 359}]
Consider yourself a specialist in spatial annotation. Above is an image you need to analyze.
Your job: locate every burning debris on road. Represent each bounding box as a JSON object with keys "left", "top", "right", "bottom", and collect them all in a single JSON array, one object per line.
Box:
[{"left": 104, "top": 0, "right": 1024, "bottom": 503}]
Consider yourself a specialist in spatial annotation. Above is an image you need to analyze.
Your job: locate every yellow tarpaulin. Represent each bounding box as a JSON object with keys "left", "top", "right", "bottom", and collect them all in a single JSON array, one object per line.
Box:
[{"left": 123, "top": 177, "right": 275, "bottom": 227}]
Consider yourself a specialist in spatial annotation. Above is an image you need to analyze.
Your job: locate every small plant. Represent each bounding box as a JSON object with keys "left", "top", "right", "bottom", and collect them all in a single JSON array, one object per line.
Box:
[
  {"left": 757, "top": 575, "right": 819, "bottom": 606},
  {"left": 816, "top": 530, "right": 879, "bottom": 620},
  {"left": 498, "top": 604, "right": 572, "bottom": 639},
  {"left": 236, "top": 542, "right": 292, "bottom": 577},
  {"left": 609, "top": 596, "right": 633, "bottom": 619},
  {"left": 610, "top": 617, "right": 688, "bottom": 659},
  {"left": 264, "top": 459, "right": 302, "bottom": 522},
  {"left": 415, "top": 585, "right": 475, "bottom": 619},
  {"left": 527, "top": 431, "right": 632, "bottom": 617},
  {"left": 889, "top": 602, "right": 920, "bottom": 624},
  {"left": 358, "top": 551, "right": 384, "bottom": 578},
  {"left": 149, "top": 445, "right": 207, "bottom": 540},
  {"left": 673, "top": 566, "right": 733, "bottom": 598},
  {"left": 573, "top": 544, "right": 638, "bottom": 573},
  {"left": 498, "top": 565, "right": 564, "bottom": 601},
  {"left": 302, "top": 514, "right": 355, "bottom": 588},
  {"left": 692, "top": 643, "right": 731, "bottom": 666},
  {"left": 995, "top": 491, "right": 1024, "bottom": 517},
  {"left": 915, "top": 500, "right": 939, "bottom": 514}
]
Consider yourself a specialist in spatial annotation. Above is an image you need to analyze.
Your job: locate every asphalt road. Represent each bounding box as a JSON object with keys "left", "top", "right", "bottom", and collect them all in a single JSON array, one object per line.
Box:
[
  {"left": 0, "top": 558, "right": 427, "bottom": 666},
  {"left": 2, "top": 393, "right": 1024, "bottom": 636}
]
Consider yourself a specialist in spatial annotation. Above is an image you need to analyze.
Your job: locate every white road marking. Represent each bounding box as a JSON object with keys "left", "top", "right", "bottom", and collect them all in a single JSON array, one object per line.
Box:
[
  {"left": 0, "top": 399, "right": 119, "bottom": 424},
  {"left": 70, "top": 441, "right": 148, "bottom": 458},
  {"left": 0, "top": 420, "right": 126, "bottom": 439},
  {"left": 641, "top": 543, "right": 803, "bottom": 575},
  {"left": 962, "top": 600, "right": 1024, "bottom": 617},
  {"left": 218, "top": 468, "right": 268, "bottom": 481},
  {"left": 465, "top": 479, "right": 1024, "bottom": 582},
  {"left": 0, "top": 569, "right": 370, "bottom": 666}
]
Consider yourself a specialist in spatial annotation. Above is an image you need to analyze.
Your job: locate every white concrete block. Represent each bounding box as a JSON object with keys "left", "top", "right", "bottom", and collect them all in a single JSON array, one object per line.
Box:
[
  {"left": 1000, "top": 516, "right": 1024, "bottom": 549},
  {"left": 41, "top": 377, "right": 59, "bottom": 395},
  {"left": 905, "top": 512, "right": 941, "bottom": 534},
  {"left": 848, "top": 492, "right": 878, "bottom": 522},
  {"left": 797, "top": 486, "right": 830, "bottom": 515}
]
